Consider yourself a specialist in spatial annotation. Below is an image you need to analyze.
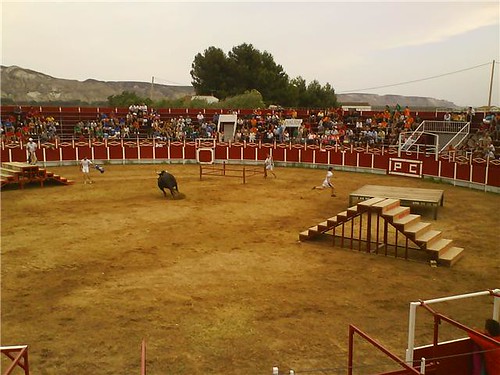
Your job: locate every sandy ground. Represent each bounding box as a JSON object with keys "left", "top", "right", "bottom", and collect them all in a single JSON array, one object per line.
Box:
[{"left": 1, "top": 163, "right": 499, "bottom": 375}]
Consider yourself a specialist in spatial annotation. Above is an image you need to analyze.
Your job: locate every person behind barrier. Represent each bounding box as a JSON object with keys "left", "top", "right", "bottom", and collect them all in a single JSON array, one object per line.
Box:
[
  {"left": 264, "top": 153, "right": 276, "bottom": 178},
  {"left": 312, "top": 166, "right": 336, "bottom": 197},
  {"left": 26, "top": 137, "right": 38, "bottom": 165}
]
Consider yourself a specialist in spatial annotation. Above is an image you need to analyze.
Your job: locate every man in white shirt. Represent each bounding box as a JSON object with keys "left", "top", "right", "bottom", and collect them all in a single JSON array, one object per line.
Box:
[
  {"left": 26, "top": 138, "right": 37, "bottom": 165},
  {"left": 80, "top": 156, "right": 94, "bottom": 184},
  {"left": 312, "top": 167, "right": 336, "bottom": 197}
]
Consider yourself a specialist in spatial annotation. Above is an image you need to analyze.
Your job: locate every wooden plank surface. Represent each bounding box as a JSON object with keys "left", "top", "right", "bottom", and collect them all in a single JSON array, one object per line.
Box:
[
  {"left": 350, "top": 185, "right": 444, "bottom": 204},
  {"left": 2, "top": 162, "right": 39, "bottom": 171}
]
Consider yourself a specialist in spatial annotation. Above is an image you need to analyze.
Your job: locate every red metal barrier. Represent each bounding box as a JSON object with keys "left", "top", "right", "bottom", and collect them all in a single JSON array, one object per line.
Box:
[
  {"left": 1, "top": 345, "right": 30, "bottom": 375},
  {"left": 1, "top": 139, "right": 499, "bottom": 189}
]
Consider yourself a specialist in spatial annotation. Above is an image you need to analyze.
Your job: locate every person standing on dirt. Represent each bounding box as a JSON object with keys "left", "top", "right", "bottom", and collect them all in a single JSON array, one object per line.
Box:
[
  {"left": 312, "top": 166, "right": 336, "bottom": 197},
  {"left": 80, "top": 156, "right": 94, "bottom": 184},
  {"left": 264, "top": 153, "right": 276, "bottom": 178},
  {"left": 26, "top": 137, "right": 38, "bottom": 165}
]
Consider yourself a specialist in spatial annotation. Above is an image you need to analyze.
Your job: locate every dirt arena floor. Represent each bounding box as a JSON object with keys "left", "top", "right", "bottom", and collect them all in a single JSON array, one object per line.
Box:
[{"left": 1, "top": 163, "right": 499, "bottom": 374}]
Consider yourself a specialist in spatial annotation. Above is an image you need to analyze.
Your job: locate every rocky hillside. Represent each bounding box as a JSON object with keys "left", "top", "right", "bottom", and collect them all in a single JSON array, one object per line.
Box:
[
  {"left": 1, "top": 65, "right": 458, "bottom": 109},
  {"left": 337, "top": 93, "right": 457, "bottom": 109},
  {"left": 1, "top": 65, "right": 193, "bottom": 104}
]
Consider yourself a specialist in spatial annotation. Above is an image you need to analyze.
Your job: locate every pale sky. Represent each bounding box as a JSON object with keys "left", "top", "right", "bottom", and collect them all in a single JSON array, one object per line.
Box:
[{"left": 1, "top": 1, "right": 499, "bottom": 107}]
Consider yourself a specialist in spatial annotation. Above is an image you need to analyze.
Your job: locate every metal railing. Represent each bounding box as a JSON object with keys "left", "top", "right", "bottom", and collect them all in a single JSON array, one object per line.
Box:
[{"left": 398, "top": 121, "right": 470, "bottom": 156}]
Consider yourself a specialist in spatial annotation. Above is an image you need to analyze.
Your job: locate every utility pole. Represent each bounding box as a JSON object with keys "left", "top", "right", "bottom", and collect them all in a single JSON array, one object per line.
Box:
[
  {"left": 487, "top": 60, "right": 495, "bottom": 108},
  {"left": 150, "top": 76, "right": 154, "bottom": 101}
]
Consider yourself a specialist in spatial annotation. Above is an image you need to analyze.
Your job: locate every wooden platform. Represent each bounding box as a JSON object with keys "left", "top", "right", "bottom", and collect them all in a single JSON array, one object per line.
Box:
[
  {"left": 1, "top": 162, "right": 74, "bottom": 189},
  {"left": 299, "top": 197, "right": 463, "bottom": 267},
  {"left": 349, "top": 185, "right": 444, "bottom": 219}
]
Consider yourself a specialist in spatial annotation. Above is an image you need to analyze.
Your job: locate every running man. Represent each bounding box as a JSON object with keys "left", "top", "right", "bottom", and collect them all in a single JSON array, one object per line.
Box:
[
  {"left": 312, "top": 166, "right": 336, "bottom": 197},
  {"left": 264, "top": 153, "right": 276, "bottom": 178},
  {"left": 80, "top": 156, "right": 94, "bottom": 184}
]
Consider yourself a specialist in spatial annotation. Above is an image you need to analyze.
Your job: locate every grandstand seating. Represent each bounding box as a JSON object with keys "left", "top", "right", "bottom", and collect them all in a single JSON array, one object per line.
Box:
[{"left": 0, "top": 105, "right": 487, "bottom": 143}]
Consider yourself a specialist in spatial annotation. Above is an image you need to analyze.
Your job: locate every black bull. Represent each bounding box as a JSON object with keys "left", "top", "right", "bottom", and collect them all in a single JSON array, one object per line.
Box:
[{"left": 157, "top": 171, "right": 179, "bottom": 198}]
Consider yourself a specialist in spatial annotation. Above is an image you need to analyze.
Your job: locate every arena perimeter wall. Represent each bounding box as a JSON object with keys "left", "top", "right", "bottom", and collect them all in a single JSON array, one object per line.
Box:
[{"left": 1, "top": 139, "right": 499, "bottom": 192}]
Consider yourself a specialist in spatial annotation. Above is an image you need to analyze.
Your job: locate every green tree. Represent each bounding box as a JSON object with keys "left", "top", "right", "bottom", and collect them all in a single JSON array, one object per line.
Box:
[
  {"left": 190, "top": 43, "right": 338, "bottom": 108},
  {"left": 107, "top": 91, "right": 152, "bottom": 107},
  {"left": 190, "top": 46, "right": 235, "bottom": 100},
  {"left": 191, "top": 43, "right": 290, "bottom": 104},
  {"left": 299, "top": 80, "right": 337, "bottom": 108}
]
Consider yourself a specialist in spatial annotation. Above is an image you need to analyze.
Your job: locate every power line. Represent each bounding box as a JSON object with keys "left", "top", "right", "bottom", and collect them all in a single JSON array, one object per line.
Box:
[{"left": 339, "top": 61, "right": 494, "bottom": 93}]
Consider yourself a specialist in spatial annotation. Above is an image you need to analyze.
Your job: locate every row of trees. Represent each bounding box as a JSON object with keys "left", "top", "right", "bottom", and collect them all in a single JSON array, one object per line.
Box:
[
  {"left": 190, "top": 43, "right": 338, "bottom": 108},
  {"left": 107, "top": 89, "right": 267, "bottom": 110}
]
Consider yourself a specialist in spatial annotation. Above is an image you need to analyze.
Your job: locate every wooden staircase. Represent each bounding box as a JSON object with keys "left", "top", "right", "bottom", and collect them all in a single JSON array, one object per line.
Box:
[
  {"left": 299, "top": 197, "right": 464, "bottom": 267},
  {"left": 1, "top": 162, "right": 74, "bottom": 189}
]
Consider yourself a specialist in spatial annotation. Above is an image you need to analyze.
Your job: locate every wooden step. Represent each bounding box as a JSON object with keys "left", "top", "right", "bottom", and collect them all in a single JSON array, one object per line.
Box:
[
  {"left": 347, "top": 206, "right": 359, "bottom": 215},
  {"left": 2, "top": 162, "right": 32, "bottom": 171},
  {"left": 326, "top": 216, "right": 338, "bottom": 226},
  {"left": 308, "top": 225, "right": 321, "bottom": 235},
  {"left": 438, "top": 246, "right": 465, "bottom": 267},
  {"left": 0, "top": 167, "right": 20, "bottom": 174},
  {"left": 299, "top": 230, "right": 310, "bottom": 241},
  {"left": 317, "top": 221, "right": 330, "bottom": 231},
  {"left": 393, "top": 214, "right": 421, "bottom": 231},
  {"left": 415, "top": 230, "right": 442, "bottom": 247},
  {"left": 372, "top": 198, "right": 401, "bottom": 214},
  {"left": 405, "top": 222, "right": 431, "bottom": 238},
  {"left": 383, "top": 206, "right": 411, "bottom": 221},
  {"left": 427, "top": 238, "right": 454, "bottom": 256},
  {"left": 337, "top": 210, "right": 349, "bottom": 220},
  {"left": 357, "top": 197, "right": 387, "bottom": 209},
  {"left": 0, "top": 172, "right": 16, "bottom": 180}
]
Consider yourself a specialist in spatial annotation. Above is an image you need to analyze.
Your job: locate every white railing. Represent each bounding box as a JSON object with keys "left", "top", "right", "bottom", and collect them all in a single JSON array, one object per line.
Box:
[
  {"left": 438, "top": 122, "right": 470, "bottom": 152},
  {"left": 422, "top": 121, "right": 468, "bottom": 133},
  {"left": 399, "top": 131, "right": 438, "bottom": 159},
  {"left": 399, "top": 121, "right": 470, "bottom": 156}
]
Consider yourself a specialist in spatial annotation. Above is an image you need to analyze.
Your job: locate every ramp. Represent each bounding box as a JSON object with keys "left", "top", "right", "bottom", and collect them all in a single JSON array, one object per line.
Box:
[{"left": 299, "top": 197, "right": 464, "bottom": 267}]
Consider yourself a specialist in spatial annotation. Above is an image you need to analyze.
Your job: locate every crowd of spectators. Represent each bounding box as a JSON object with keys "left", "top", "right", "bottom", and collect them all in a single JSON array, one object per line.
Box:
[
  {"left": 1, "top": 104, "right": 498, "bottom": 159},
  {"left": 0, "top": 106, "right": 60, "bottom": 143},
  {"left": 457, "top": 111, "right": 500, "bottom": 159}
]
